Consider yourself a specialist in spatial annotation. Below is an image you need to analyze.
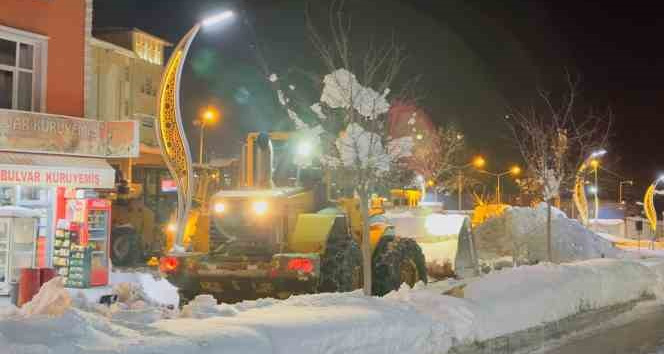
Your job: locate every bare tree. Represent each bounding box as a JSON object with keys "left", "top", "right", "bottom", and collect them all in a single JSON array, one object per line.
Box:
[
  {"left": 300, "top": 0, "right": 417, "bottom": 295},
  {"left": 408, "top": 124, "right": 467, "bottom": 190},
  {"left": 506, "top": 73, "right": 611, "bottom": 263}
]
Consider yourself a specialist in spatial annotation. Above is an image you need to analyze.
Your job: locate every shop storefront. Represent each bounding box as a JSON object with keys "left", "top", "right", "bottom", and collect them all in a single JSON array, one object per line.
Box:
[
  {"left": 0, "top": 152, "right": 116, "bottom": 267},
  {"left": 0, "top": 109, "right": 137, "bottom": 281}
]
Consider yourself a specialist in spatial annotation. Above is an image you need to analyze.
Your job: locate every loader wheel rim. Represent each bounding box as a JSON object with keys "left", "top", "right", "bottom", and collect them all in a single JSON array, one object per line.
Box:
[
  {"left": 400, "top": 258, "right": 418, "bottom": 288},
  {"left": 113, "top": 237, "right": 129, "bottom": 260}
]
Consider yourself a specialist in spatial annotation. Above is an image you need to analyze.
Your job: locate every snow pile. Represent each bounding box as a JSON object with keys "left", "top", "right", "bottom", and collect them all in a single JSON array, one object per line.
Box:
[
  {"left": 21, "top": 277, "right": 71, "bottom": 317},
  {"left": 180, "top": 294, "right": 235, "bottom": 318},
  {"left": 1, "top": 259, "right": 663, "bottom": 353},
  {"left": 464, "top": 259, "right": 654, "bottom": 339},
  {"left": 589, "top": 218, "right": 625, "bottom": 237},
  {"left": 111, "top": 271, "right": 179, "bottom": 307},
  {"left": 474, "top": 203, "right": 621, "bottom": 265},
  {"left": 389, "top": 259, "right": 658, "bottom": 342}
]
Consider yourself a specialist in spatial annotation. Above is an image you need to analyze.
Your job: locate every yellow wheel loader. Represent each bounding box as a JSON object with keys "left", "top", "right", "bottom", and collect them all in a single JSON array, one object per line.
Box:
[{"left": 160, "top": 132, "right": 427, "bottom": 303}]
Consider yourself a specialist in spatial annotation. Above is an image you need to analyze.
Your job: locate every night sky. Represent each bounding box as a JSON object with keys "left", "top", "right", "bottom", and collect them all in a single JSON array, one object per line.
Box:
[{"left": 94, "top": 0, "right": 663, "bottom": 199}]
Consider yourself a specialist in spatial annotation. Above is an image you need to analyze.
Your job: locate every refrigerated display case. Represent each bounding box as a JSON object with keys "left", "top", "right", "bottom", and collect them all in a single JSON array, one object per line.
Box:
[
  {"left": 0, "top": 207, "right": 39, "bottom": 295},
  {"left": 1, "top": 186, "right": 56, "bottom": 268},
  {"left": 66, "top": 199, "right": 111, "bottom": 287}
]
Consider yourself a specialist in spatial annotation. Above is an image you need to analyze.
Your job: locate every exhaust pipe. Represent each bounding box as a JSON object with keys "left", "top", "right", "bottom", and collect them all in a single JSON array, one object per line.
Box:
[{"left": 254, "top": 132, "right": 273, "bottom": 188}]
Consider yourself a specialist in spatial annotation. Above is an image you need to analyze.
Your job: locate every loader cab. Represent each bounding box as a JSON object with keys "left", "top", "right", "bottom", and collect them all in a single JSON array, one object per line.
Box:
[{"left": 209, "top": 187, "right": 317, "bottom": 252}]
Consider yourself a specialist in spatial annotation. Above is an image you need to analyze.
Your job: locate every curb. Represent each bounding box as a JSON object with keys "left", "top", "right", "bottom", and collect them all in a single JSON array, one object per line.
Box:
[{"left": 449, "top": 293, "right": 655, "bottom": 354}]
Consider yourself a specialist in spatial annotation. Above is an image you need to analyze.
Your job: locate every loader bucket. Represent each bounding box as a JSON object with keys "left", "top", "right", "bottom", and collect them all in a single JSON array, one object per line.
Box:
[{"left": 288, "top": 214, "right": 337, "bottom": 254}]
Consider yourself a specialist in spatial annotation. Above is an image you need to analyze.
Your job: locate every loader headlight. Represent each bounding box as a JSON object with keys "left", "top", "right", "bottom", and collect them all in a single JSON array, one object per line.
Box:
[
  {"left": 297, "top": 141, "right": 312, "bottom": 157},
  {"left": 166, "top": 223, "right": 177, "bottom": 233},
  {"left": 214, "top": 202, "right": 226, "bottom": 214},
  {"left": 252, "top": 201, "right": 268, "bottom": 216}
]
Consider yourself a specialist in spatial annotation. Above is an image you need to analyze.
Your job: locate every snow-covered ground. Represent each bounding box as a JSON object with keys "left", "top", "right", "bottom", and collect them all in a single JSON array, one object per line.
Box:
[{"left": 3, "top": 258, "right": 664, "bottom": 354}]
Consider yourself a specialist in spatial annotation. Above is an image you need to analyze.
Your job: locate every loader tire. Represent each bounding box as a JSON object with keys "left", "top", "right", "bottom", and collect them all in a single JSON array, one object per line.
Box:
[
  {"left": 319, "top": 233, "right": 362, "bottom": 293},
  {"left": 111, "top": 227, "right": 140, "bottom": 267},
  {"left": 372, "top": 236, "right": 427, "bottom": 296}
]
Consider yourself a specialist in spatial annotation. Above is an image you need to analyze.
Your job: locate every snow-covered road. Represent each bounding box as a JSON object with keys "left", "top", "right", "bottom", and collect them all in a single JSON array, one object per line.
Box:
[{"left": 539, "top": 306, "right": 664, "bottom": 354}]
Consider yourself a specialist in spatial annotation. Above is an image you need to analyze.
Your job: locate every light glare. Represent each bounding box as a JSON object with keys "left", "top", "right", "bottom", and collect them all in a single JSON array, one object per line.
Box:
[
  {"left": 214, "top": 202, "right": 225, "bottom": 213},
  {"left": 202, "top": 11, "right": 234, "bottom": 27},
  {"left": 297, "top": 141, "right": 312, "bottom": 157},
  {"left": 590, "top": 149, "right": 607, "bottom": 158},
  {"left": 253, "top": 201, "right": 268, "bottom": 215}
]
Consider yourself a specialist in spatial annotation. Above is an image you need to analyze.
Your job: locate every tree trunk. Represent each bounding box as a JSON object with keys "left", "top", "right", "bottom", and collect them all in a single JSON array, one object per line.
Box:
[
  {"left": 547, "top": 200, "right": 553, "bottom": 263},
  {"left": 359, "top": 189, "right": 372, "bottom": 295}
]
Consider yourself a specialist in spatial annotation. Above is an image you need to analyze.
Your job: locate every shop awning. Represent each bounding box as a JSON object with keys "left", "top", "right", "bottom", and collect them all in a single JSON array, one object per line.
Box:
[{"left": 0, "top": 152, "right": 115, "bottom": 189}]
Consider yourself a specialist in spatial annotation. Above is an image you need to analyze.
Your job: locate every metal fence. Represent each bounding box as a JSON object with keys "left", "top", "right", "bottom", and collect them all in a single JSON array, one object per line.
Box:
[{"left": 624, "top": 216, "right": 664, "bottom": 240}]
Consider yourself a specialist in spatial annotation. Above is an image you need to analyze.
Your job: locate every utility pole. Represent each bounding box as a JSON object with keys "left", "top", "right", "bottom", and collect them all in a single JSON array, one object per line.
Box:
[
  {"left": 197, "top": 107, "right": 219, "bottom": 165},
  {"left": 594, "top": 164, "right": 599, "bottom": 219},
  {"left": 199, "top": 122, "right": 206, "bottom": 165},
  {"left": 619, "top": 180, "right": 633, "bottom": 203}
]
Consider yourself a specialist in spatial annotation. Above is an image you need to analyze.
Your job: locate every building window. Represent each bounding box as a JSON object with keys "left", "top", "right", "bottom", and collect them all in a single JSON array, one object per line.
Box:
[
  {"left": 133, "top": 33, "right": 163, "bottom": 66},
  {"left": 0, "top": 26, "right": 47, "bottom": 111}
]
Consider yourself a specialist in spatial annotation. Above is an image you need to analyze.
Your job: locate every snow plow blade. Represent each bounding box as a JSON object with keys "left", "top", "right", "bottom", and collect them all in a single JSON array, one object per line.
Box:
[{"left": 287, "top": 214, "right": 337, "bottom": 254}]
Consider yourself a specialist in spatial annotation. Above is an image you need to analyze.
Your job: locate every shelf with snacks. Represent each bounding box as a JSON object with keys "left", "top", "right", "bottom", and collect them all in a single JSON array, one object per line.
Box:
[
  {"left": 52, "top": 226, "right": 77, "bottom": 279},
  {"left": 65, "top": 244, "right": 91, "bottom": 289}
]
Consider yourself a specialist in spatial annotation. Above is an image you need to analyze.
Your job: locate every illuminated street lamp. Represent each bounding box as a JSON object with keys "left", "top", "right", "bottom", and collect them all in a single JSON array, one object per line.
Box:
[
  {"left": 588, "top": 185, "right": 598, "bottom": 195},
  {"left": 472, "top": 156, "right": 486, "bottom": 169},
  {"left": 451, "top": 156, "right": 486, "bottom": 210},
  {"left": 156, "top": 10, "right": 235, "bottom": 250},
  {"left": 195, "top": 106, "right": 219, "bottom": 164},
  {"left": 573, "top": 149, "right": 607, "bottom": 225},
  {"left": 590, "top": 159, "right": 601, "bottom": 219},
  {"left": 476, "top": 164, "right": 522, "bottom": 204}
]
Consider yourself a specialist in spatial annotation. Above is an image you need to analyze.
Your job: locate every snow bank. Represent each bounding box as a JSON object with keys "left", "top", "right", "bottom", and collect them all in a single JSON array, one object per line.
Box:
[
  {"left": 464, "top": 259, "right": 655, "bottom": 339},
  {"left": 589, "top": 218, "right": 626, "bottom": 238},
  {"left": 474, "top": 203, "right": 622, "bottom": 265},
  {"left": 1, "top": 259, "right": 663, "bottom": 353},
  {"left": 21, "top": 277, "right": 71, "bottom": 317},
  {"left": 111, "top": 272, "right": 179, "bottom": 307}
]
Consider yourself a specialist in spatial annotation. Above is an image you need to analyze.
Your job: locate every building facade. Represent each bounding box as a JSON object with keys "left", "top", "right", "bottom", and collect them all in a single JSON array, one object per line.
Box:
[
  {"left": 87, "top": 29, "right": 171, "bottom": 147},
  {"left": 89, "top": 28, "right": 175, "bottom": 224},
  {"left": 0, "top": 0, "right": 137, "bottom": 273},
  {"left": 0, "top": 0, "right": 92, "bottom": 116}
]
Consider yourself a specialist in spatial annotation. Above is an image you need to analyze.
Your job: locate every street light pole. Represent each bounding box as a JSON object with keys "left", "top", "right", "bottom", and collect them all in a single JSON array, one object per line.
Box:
[
  {"left": 573, "top": 149, "right": 607, "bottom": 225},
  {"left": 476, "top": 166, "right": 520, "bottom": 205},
  {"left": 199, "top": 122, "right": 206, "bottom": 165},
  {"left": 594, "top": 163, "right": 599, "bottom": 219},
  {"left": 452, "top": 156, "right": 485, "bottom": 210},
  {"left": 619, "top": 180, "right": 633, "bottom": 203},
  {"left": 156, "top": 10, "right": 234, "bottom": 250}
]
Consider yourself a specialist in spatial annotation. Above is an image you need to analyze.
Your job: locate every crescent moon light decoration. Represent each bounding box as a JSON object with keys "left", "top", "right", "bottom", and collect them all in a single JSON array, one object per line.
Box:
[
  {"left": 573, "top": 150, "right": 606, "bottom": 226},
  {"left": 644, "top": 177, "right": 664, "bottom": 234},
  {"left": 156, "top": 25, "right": 201, "bottom": 251}
]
